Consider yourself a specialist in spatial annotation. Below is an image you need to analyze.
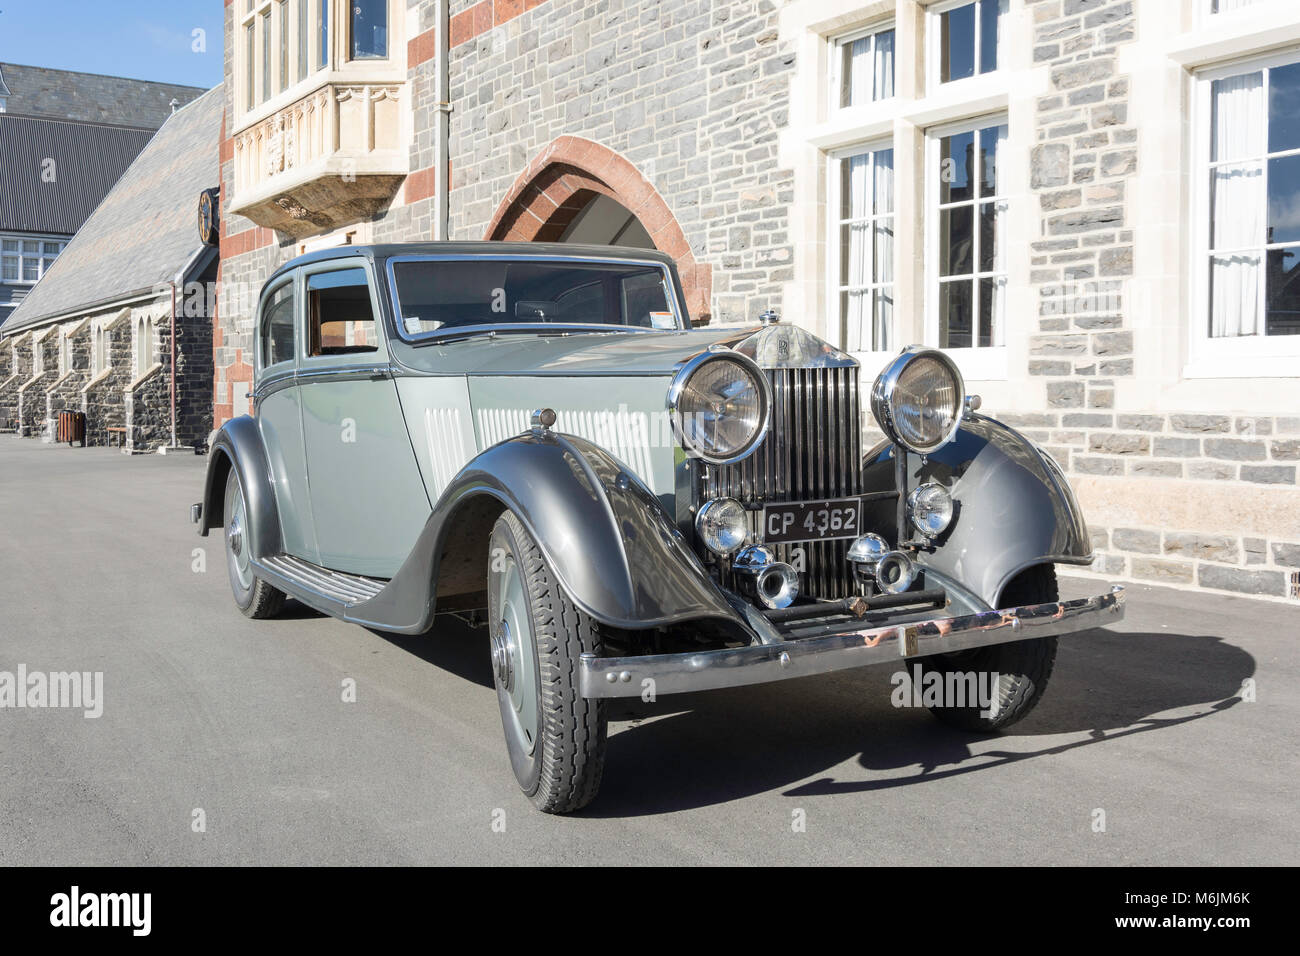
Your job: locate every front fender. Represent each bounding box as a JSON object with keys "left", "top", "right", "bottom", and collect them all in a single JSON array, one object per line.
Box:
[
  {"left": 351, "top": 430, "right": 744, "bottom": 634},
  {"left": 863, "top": 414, "right": 1092, "bottom": 609},
  {"left": 198, "top": 415, "right": 282, "bottom": 561}
]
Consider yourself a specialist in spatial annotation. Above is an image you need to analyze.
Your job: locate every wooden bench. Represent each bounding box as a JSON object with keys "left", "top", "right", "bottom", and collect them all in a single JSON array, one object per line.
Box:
[{"left": 106, "top": 426, "right": 128, "bottom": 448}]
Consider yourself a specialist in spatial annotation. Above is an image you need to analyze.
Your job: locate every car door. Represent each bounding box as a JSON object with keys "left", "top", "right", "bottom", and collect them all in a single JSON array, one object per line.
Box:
[
  {"left": 254, "top": 273, "right": 319, "bottom": 563},
  {"left": 297, "top": 259, "right": 431, "bottom": 578}
]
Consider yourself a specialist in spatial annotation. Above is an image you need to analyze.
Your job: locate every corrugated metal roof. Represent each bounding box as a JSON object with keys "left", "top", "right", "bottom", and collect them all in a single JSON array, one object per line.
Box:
[
  {"left": 0, "top": 114, "right": 155, "bottom": 235},
  {"left": 1, "top": 85, "right": 224, "bottom": 335}
]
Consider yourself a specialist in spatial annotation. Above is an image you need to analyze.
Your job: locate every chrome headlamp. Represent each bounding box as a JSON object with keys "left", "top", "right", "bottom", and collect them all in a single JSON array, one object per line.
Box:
[
  {"left": 870, "top": 347, "right": 965, "bottom": 455},
  {"left": 668, "top": 350, "right": 771, "bottom": 464},
  {"left": 695, "top": 497, "right": 748, "bottom": 556},
  {"left": 907, "top": 481, "right": 954, "bottom": 539}
]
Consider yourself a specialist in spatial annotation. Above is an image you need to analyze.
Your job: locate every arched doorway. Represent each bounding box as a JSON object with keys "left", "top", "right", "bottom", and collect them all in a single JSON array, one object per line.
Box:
[{"left": 484, "top": 136, "right": 711, "bottom": 323}]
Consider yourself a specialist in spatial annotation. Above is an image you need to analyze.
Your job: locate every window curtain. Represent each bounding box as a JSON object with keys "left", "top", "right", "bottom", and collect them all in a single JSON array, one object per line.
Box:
[
  {"left": 874, "top": 31, "right": 895, "bottom": 101},
  {"left": 848, "top": 38, "right": 871, "bottom": 106},
  {"left": 845, "top": 152, "right": 870, "bottom": 352},
  {"left": 1210, "top": 71, "right": 1265, "bottom": 336},
  {"left": 873, "top": 150, "right": 895, "bottom": 351}
]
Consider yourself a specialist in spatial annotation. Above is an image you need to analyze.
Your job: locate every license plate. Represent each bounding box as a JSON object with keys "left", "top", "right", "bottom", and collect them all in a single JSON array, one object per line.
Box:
[{"left": 761, "top": 498, "right": 862, "bottom": 545}]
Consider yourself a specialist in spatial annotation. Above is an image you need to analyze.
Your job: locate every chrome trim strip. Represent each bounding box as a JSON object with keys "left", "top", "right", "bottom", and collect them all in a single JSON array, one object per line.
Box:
[
  {"left": 259, "top": 553, "right": 387, "bottom": 606},
  {"left": 293, "top": 364, "right": 392, "bottom": 384},
  {"left": 579, "top": 586, "right": 1126, "bottom": 698}
]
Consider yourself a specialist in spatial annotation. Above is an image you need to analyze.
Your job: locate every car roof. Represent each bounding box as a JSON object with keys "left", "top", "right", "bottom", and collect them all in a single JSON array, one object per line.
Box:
[{"left": 266, "top": 241, "right": 680, "bottom": 285}]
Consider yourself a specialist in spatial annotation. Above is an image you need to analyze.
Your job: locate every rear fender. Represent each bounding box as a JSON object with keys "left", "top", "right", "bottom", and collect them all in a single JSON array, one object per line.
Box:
[{"left": 197, "top": 415, "right": 283, "bottom": 561}]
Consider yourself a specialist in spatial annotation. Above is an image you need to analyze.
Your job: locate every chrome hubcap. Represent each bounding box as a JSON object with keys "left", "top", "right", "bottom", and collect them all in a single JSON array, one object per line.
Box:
[
  {"left": 227, "top": 513, "right": 243, "bottom": 558},
  {"left": 490, "top": 621, "right": 514, "bottom": 693},
  {"left": 224, "top": 474, "right": 252, "bottom": 592},
  {"left": 496, "top": 555, "right": 538, "bottom": 756}
]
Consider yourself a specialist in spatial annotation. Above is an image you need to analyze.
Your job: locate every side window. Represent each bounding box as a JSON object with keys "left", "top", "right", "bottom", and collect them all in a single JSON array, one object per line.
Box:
[
  {"left": 307, "top": 267, "right": 379, "bottom": 357},
  {"left": 620, "top": 271, "right": 674, "bottom": 328},
  {"left": 260, "top": 281, "right": 296, "bottom": 369}
]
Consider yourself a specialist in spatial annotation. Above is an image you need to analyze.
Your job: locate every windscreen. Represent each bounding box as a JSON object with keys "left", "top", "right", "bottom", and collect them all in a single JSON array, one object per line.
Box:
[{"left": 391, "top": 258, "right": 680, "bottom": 338}]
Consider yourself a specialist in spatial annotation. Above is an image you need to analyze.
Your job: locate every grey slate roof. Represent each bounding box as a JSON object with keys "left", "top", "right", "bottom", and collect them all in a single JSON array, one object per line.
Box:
[
  {"left": 0, "top": 115, "right": 155, "bottom": 234},
  {"left": 1, "top": 85, "right": 224, "bottom": 335},
  {"left": 0, "top": 63, "right": 205, "bottom": 128}
]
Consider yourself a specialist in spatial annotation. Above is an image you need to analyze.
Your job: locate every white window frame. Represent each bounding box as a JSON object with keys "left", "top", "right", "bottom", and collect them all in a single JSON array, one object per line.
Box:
[
  {"left": 925, "top": 113, "right": 1009, "bottom": 381},
  {"left": 236, "top": 0, "right": 325, "bottom": 121},
  {"left": 1, "top": 235, "right": 65, "bottom": 285},
  {"left": 235, "top": 0, "right": 398, "bottom": 125},
  {"left": 1188, "top": 47, "right": 1300, "bottom": 378},
  {"left": 1210, "top": 0, "right": 1266, "bottom": 15},
  {"left": 829, "top": 20, "right": 897, "bottom": 115},
  {"left": 828, "top": 138, "right": 896, "bottom": 356},
  {"left": 927, "top": 0, "right": 1004, "bottom": 91}
]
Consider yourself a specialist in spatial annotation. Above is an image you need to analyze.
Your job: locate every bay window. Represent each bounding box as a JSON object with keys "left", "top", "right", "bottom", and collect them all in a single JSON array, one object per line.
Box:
[
  {"left": 238, "top": 0, "right": 375, "bottom": 117},
  {"left": 833, "top": 145, "right": 895, "bottom": 353},
  {"left": 351, "top": 0, "right": 388, "bottom": 60}
]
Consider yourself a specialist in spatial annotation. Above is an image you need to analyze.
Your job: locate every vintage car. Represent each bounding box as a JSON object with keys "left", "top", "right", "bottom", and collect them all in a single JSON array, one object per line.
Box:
[{"left": 195, "top": 242, "right": 1125, "bottom": 813}]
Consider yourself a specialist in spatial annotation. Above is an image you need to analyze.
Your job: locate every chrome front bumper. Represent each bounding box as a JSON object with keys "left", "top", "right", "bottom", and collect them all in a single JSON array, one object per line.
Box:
[{"left": 579, "top": 585, "right": 1125, "bottom": 699}]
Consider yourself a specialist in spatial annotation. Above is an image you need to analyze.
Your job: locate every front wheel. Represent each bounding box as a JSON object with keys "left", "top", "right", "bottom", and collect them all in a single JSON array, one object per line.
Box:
[
  {"left": 223, "top": 470, "right": 285, "bottom": 619},
  {"left": 919, "top": 564, "right": 1059, "bottom": 733},
  {"left": 487, "top": 511, "right": 606, "bottom": 813}
]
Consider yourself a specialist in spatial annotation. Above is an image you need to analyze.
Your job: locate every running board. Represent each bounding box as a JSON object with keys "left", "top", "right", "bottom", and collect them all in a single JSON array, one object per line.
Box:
[{"left": 260, "top": 554, "right": 387, "bottom": 606}]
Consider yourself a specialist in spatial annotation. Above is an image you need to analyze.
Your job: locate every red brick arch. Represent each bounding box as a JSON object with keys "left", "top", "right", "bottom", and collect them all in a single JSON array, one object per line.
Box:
[{"left": 484, "top": 136, "right": 711, "bottom": 323}]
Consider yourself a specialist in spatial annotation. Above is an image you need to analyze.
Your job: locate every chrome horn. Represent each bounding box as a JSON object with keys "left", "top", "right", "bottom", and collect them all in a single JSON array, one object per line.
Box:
[
  {"left": 847, "top": 533, "right": 917, "bottom": 595},
  {"left": 733, "top": 545, "right": 800, "bottom": 610}
]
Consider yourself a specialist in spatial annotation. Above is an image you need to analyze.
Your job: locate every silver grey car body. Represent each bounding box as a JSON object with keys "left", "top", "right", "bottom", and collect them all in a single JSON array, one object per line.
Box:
[{"left": 196, "top": 241, "right": 1123, "bottom": 811}]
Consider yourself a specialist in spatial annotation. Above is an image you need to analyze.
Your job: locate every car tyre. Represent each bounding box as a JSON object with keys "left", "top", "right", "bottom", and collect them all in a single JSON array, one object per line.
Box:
[
  {"left": 223, "top": 469, "right": 286, "bottom": 620},
  {"left": 487, "top": 510, "right": 607, "bottom": 814},
  {"left": 919, "top": 564, "right": 1059, "bottom": 733}
]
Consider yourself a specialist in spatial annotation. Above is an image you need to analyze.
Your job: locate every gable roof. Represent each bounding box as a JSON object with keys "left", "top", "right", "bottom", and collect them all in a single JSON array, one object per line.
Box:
[
  {"left": 0, "top": 63, "right": 205, "bottom": 128},
  {"left": 0, "top": 114, "right": 156, "bottom": 235},
  {"left": 1, "top": 85, "right": 224, "bottom": 336}
]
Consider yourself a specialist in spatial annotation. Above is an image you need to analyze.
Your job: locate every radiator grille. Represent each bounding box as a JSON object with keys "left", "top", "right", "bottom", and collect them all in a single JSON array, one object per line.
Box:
[{"left": 704, "top": 366, "right": 865, "bottom": 600}]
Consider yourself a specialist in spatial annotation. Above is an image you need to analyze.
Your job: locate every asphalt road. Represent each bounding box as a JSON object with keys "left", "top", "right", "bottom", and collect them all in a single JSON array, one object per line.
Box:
[{"left": 0, "top": 434, "right": 1295, "bottom": 865}]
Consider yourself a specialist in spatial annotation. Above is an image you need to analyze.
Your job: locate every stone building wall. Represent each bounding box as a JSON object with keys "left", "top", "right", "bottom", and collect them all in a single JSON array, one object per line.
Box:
[
  {"left": 1015, "top": 0, "right": 1299, "bottom": 599},
  {"left": 44, "top": 322, "right": 91, "bottom": 430},
  {"left": 434, "top": 0, "right": 796, "bottom": 325},
  {"left": 16, "top": 333, "right": 54, "bottom": 435},
  {"left": 1, "top": 295, "right": 212, "bottom": 451},
  {"left": 0, "top": 338, "right": 18, "bottom": 429},
  {"left": 82, "top": 323, "right": 132, "bottom": 448}
]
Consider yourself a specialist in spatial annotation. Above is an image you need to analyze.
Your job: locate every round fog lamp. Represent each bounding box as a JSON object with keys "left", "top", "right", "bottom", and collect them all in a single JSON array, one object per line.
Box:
[
  {"left": 907, "top": 482, "right": 954, "bottom": 539},
  {"left": 695, "top": 497, "right": 748, "bottom": 555}
]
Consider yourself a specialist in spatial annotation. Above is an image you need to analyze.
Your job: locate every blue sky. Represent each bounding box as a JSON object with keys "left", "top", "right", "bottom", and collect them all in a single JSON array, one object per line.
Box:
[{"left": 0, "top": 0, "right": 223, "bottom": 89}]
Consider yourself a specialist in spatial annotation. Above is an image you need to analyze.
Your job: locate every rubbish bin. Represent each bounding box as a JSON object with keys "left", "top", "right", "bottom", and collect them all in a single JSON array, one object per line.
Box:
[{"left": 57, "top": 410, "right": 86, "bottom": 447}]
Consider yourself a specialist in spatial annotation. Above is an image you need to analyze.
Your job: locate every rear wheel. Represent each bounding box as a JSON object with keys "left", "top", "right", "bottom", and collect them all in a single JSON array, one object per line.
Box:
[
  {"left": 487, "top": 511, "right": 606, "bottom": 813},
  {"left": 223, "top": 470, "right": 285, "bottom": 619},
  {"left": 920, "top": 564, "right": 1059, "bottom": 733}
]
